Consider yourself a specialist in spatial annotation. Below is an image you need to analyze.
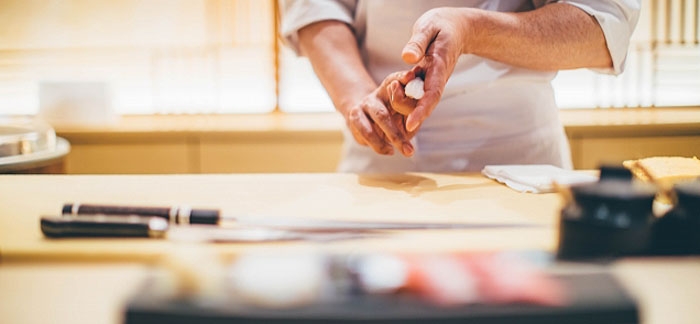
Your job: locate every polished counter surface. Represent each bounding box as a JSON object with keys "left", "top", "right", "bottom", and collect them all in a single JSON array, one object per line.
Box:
[{"left": 0, "top": 173, "right": 698, "bottom": 324}]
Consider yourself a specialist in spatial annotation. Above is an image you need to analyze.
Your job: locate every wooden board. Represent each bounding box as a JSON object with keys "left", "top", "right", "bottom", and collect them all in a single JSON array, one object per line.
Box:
[{"left": 0, "top": 173, "right": 561, "bottom": 262}]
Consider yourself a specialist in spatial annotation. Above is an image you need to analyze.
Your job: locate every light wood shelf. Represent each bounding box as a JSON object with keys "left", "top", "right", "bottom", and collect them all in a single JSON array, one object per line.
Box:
[{"left": 47, "top": 107, "right": 700, "bottom": 173}]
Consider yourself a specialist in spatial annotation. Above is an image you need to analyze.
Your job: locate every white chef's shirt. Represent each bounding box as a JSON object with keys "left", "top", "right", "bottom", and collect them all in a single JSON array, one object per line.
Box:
[{"left": 281, "top": 0, "right": 641, "bottom": 173}]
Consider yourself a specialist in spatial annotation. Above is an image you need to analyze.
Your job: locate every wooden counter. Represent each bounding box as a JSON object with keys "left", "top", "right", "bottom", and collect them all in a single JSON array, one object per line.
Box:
[
  {"left": 0, "top": 173, "right": 559, "bottom": 262},
  {"left": 46, "top": 107, "right": 700, "bottom": 173},
  {"left": 0, "top": 173, "right": 699, "bottom": 324}
]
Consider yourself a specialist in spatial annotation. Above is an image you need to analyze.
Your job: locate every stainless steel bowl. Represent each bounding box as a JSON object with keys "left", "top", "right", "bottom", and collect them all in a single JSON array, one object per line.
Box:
[{"left": 0, "top": 117, "right": 70, "bottom": 172}]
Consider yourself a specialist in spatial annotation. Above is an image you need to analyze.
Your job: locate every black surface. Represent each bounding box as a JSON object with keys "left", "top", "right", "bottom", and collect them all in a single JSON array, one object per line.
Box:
[
  {"left": 190, "top": 209, "right": 220, "bottom": 225},
  {"left": 570, "top": 180, "right": 656, "bottom": 220},
  {"left": 41, "top": 216, "right": 152, "bottom": 238},
  {"left": 675, "top": 181, "right": 700, "bottom": 219},
  {"left": 558, "top": 178, "right": 656, "bottom": 260},
  {"left": 599, "top": 165, "right": 633, "bottom": 182},
  {"left": 650, "top": 183, "right": 700, "bottom": 254},
  {"left": 124, "top": 272, "right": 638, "bottom": 324},
  {"left": 557, "top": 210, "right": 651, "bottom": 260}
]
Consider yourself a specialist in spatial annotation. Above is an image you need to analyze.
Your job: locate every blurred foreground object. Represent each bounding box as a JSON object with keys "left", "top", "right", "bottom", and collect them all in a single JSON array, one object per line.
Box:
[
  {"left": 623, "top": 156, "right": 700, "bottom": 204},
  {"left": 558, "top": 165, "right": 700, "bottom": 259},
  {"left": 623, "top": 157, "right": 700, "bottom": 183},
  {"left": 558, "top": 169, "right": 656, "bottom": 260},
  {"left": 124, "top": 252, "right": 638, "bottom": 324},
  {"left": 0, "top": 116, "right": 70, "bottom": 173},
  {"left": 651, "top": 181, "right": 700, "bottom": 255}
]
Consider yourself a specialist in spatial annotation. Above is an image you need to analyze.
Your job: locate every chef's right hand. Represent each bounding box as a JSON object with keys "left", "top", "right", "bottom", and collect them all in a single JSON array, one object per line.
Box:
[
  {"left": 401, "top": 8, "right": 469, "bottom": 133},
  {"left": 344, "top": 70, "right": 419, "bottom": 157}
]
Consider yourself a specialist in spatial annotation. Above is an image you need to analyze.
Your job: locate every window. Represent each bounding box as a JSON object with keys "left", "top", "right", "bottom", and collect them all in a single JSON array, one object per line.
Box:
[
  {"left": 553, "top": 0, "right": 700, "bottom": 108},
  {"left": 1, "top": 0, "right": 698, "bottom": 115},
  {"left": 0, "top": 0, "right": 275, "bottom": 115}
]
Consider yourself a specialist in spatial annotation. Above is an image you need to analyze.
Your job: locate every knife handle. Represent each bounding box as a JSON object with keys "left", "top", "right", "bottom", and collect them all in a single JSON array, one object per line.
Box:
[
  {"left": 61, "top": 203, "right": 221, "bottom": 225},
  {"left": 63, "top": 203, "right": 172, "bottom": 218},
  {"left": 41, "top": 215, "right": 168, "bottom": 238}
]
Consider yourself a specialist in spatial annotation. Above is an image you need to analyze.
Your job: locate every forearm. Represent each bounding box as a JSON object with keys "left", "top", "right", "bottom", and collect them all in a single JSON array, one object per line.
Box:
[
  {"left": 298, "top": 21, "right": 377, "bottom": 116},
  {"left": 463, "top": 3, "right": 613, "bottom": 70}
]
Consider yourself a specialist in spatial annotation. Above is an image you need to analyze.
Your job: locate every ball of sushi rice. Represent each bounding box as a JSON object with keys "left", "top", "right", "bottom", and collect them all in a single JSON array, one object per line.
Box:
[{"left": 405, "top": 77, "right": 425, "bottom": 100}]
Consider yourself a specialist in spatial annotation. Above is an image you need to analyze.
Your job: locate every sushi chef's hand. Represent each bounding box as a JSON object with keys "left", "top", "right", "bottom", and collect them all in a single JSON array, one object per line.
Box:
[
  {"left": 400, "top": 4, "right": 615, "bottom": 132},
  {"left": 298, "top": 21, "right": 421, "bottom": 157},
  {"left": 401, "top": 8, "right": 468, "bottom": 133},
  {"left": 345, "top": 69, "right": 419, "bottom": 156}
]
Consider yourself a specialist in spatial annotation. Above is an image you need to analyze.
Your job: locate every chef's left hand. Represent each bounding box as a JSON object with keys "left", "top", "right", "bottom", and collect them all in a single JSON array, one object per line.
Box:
[{"left": 401, "top": 8, "right": 473, "bottom": 132}]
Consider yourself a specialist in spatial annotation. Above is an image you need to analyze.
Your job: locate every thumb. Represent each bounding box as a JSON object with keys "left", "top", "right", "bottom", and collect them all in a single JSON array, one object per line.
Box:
[{"left": 402, "top": 26, "right": 435, "bottom": 64}]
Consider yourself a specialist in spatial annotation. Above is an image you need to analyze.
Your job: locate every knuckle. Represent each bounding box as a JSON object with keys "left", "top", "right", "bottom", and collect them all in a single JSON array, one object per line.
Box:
[
  {"left": 358, "top": 102, "right": 371, "bottom": 112},
  {"left": 371, "top": 107, "right": 391, "bottom": 123},
  {"left": 347, "top": 107, "right": 362, "bottom": 120},
  {"left": 388, "top": 72, "right": 403, "bottom": 81},
  {"left": 357, "top": 124, "right": 371, "bottom": 137}
]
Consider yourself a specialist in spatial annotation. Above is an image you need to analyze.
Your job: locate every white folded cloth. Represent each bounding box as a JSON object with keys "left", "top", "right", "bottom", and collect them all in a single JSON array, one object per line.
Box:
[{"left": 482, "top": 165, "right": 598, "bottom": 193}]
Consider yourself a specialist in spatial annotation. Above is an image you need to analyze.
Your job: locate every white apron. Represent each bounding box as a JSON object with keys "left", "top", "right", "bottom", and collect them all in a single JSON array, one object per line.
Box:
[{"left": 339, "top": 0, "right": 571, "bottom": 172}]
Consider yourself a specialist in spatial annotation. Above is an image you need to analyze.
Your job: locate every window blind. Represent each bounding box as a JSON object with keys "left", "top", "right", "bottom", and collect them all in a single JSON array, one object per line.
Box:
[
  {"left": 0, "top": 0, "right": 276, "bottom": 115},
  {"left": 554, "top": 0, "right": 699, "bottom": 108},
  {"left": 0, "top": 0, "right": 697, "bottom": 115}
]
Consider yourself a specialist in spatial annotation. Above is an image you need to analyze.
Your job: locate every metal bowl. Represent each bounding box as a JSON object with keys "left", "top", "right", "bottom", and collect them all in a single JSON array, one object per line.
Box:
[{"left": 0, "top": 117, "right": 70, "bottom": 172}]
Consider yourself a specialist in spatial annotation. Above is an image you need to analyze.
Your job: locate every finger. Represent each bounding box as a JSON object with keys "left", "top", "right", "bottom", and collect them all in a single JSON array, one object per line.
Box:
[
  {"left": 349, "top": 125, "right": 367, "bottom": 146},
  {"left": 402, "top": 24, "right": 437, "bottom": 64},
  {"left": 407, "top": 119, "right": 421, "bottom": 138},
  {"left": 367, "top": 103, "right": 413, "bottom": 156},
  {"left": 370, "top": 121, "right": 395, "bottom": 155},
  {"left": 378, "top": 70, "right": 414, "bottom": 103},
  {"left": 391, "top": 114, "right": 415, "bottom": 157},
  {"left": 387, "top": 80, "right": 417, "bottom": 116},
  {"left": 406, "top": 46, "right": 450, "bottom": 132},
  {"left": 349, "top": 108, "right": 393, "bottom": 155},
  {"left": 394, "top": 114, "right": 420, "bottom": 141},
  {"left": 398, "top": 69, "right": 416, "bottom": 85},
  {"left": 406, "top": 87, "right": 441, "bottom": 133}
]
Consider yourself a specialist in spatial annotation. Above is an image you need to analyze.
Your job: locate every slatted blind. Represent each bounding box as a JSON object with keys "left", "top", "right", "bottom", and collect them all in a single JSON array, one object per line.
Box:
[
  {"left": 553, "top": 0, "right": 700, "bottom": 108},
  {"left": 0, "top": 0, "right": 276, "bottom": 115},
  {"left": 0, "top": 1, "right": 698, "bottom": 115}
]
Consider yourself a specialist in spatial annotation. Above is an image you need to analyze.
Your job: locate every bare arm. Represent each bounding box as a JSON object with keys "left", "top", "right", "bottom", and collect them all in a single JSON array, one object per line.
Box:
[
  {"left": 299, "top": 21, "right": 415, "bottom": 156},
  {"left": 298, "top": 21, "right": 376, "bottom": 118},
  {"left": 401, "top": 3, "right": 614, "bottom": 131},
  {"left": 465, "top": 3, "right": 612, "bottom": 70}
]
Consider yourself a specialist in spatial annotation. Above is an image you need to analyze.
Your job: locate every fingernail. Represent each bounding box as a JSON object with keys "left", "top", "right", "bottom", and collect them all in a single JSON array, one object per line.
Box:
[
  {"left": 386, "top": 146, "right": 395, "bottom": 155},
  {"left": 403, "top": 143, "right": 414, "bottom": 156}
]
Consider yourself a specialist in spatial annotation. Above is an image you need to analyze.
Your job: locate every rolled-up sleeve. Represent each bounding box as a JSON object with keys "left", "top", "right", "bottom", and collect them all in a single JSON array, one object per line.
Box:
[
  {"left": 556, "top": 0, "right": 641, "bottom": 75},
  {"left": 280, "top": 0, "right": 357, "bottom": 55}
]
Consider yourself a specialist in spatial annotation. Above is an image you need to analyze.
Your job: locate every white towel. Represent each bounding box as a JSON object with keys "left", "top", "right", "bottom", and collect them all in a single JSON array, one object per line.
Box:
[{"left": 482, "top": 165, "right": 598, "bottom": 193}]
